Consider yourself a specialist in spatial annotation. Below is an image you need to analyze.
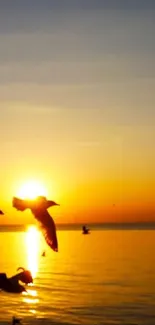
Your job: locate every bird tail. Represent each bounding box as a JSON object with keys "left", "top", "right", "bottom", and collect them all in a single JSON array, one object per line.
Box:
[{"left": 12, "top": 197, "right": 29, "bottom": 211}]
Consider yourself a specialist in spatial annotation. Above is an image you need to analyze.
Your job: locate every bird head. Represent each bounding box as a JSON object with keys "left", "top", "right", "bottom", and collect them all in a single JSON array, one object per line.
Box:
[{"left": 16, "top": 267, "right": 33, "bottom": 284}]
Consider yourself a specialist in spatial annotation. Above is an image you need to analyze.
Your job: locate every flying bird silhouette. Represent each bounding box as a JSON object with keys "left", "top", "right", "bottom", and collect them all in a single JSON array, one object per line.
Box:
[
  {"left": 82, "top": 225, "right": 90, "bottom": 235},
  {"left": 42, "top": 250, "right": 46, "bottom": 257},
  {"left": 0, "top": 210, "right": 4, "bottom": 215},
  {"left": 0, "top": 267, "right": 33, "bottom": 293},
  {"left": 12, "top": 196, "right": 59, "bottom": 252}
]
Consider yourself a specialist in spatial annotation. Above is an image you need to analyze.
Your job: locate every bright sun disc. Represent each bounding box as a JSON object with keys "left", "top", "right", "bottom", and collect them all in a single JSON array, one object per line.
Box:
[{"left": 17, "top": 180, "right": 47, "bottom": 199}]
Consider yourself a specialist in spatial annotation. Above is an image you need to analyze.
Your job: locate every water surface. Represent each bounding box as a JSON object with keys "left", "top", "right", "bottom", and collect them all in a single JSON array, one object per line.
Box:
[{"left": 0, "top": 227, "right": 155, "bottom": 324}]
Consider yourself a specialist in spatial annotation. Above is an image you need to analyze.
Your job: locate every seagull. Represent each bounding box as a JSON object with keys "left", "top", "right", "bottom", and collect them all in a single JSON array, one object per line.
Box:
[
  {"left": 0, "top": 267, "right": 33, "bottom": 293},
  {"left": 13, "top": 196, "right": 59, "bottom": 252},
  {"left": 0, "top": 210, "right": 4, "bottom": 215},
  {"left": 12, "top": 317, "right": 22, "bottom": 325}
]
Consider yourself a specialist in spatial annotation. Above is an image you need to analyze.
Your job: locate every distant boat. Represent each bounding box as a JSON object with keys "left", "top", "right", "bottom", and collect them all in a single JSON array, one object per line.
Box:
[{"left": 82, "top": 225, "right": 90, "bottom": 235}]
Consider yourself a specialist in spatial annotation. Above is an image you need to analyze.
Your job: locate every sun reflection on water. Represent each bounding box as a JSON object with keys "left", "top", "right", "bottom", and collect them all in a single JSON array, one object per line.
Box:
[
  {"left": 25, "top": 225, "right": 40, "bottom": 278},
  {"left": 22, "top": 289, "right": 39, "bottom": 304},
  {"left": 23, "top": 225, "right": 40, "bottom": 306}
]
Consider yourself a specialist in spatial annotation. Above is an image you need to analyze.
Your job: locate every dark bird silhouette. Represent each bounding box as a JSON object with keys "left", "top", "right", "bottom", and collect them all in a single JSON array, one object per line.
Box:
[
  {"left": 0, "top": 267, "right": 33, "bottom": 293},
  {"left": 82, "top": 225, "right": 90, "bottom": 235},
  {"left": 42, "top": 250, "right": 46, "bottom": 257},
  {"left": 12, "top": 196, "right": 59, "bottom": 252},
  {"left": 12, "top": 317, "right": 22, "bottom": 325},
  {"left": 0, "top": 210, "right": 4, "bottom": 215}
]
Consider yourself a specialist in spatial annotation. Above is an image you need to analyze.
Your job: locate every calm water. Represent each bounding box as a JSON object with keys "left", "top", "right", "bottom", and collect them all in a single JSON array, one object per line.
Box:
[{"left": 0, "top": 228, "right": 155, "bottom": 325}]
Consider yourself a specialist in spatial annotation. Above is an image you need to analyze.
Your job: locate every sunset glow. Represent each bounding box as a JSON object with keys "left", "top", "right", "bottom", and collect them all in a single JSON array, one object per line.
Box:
[
  {"left": 0, "top": 1, "right": 155, "bottom": 225},
  {"left": 17, "top": 180, "right": 48, "bottom": 199}
]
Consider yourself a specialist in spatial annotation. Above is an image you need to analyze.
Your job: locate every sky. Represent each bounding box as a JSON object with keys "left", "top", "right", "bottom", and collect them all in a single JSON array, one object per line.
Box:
[{"left": 0, "top": 0, "right": 155, "bottom": 224}]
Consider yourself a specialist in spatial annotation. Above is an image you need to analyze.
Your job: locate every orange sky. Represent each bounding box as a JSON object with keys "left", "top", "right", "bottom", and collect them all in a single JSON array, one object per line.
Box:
[{"left": 0, "top": 2, "right": 155, "bottom": 224}]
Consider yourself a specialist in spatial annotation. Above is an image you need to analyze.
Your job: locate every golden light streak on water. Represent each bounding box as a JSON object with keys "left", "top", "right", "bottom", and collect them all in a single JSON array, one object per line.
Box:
[
  {"left": 25, "top": 225, "right": 40, "bottom": 279},
  {"left": 22, "top": 226, "right": 40, "bottom": 307}
]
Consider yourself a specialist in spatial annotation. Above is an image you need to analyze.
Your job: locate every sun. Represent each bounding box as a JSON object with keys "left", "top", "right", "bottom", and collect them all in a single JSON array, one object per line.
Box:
[{"left": 17, "top": 180, "right": 48, "bottom": 199}]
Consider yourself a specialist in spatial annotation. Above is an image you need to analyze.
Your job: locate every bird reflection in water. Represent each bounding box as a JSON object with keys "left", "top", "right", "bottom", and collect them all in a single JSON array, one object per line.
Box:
[{"left": 22, "top": 226, "right": 40, "bottom": 306}]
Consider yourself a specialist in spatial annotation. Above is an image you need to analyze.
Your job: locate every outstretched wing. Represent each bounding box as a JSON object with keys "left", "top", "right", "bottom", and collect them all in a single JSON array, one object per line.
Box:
[
  {"left": 0, "top": 210, "right": 4, "bottom": 215},
  {"left": 9, "top": 270, "right": 33, "bottom": 285},
  {"left": 13, "top": 196, "right": 59, "bottom": 252},
  {"left": 38, "top": 211, "right": 58, "bottom": 252}
]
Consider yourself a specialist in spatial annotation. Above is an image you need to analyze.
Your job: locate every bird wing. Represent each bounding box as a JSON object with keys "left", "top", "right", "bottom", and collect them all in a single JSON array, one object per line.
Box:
[
  {"left": 9, "top": 270, "right": 32, "bottom": 285},
  {"left": 9, "top": 273, "right": 20, "bottom": 286},
  {"left": 35, "top": 211, "right": 58, "bottom": 252},
  {"left": 13, "top": 196, "right": 58, "bottom": 252},
  {"left": 0, "top": 210, "right": 4, "bottom": 215}
]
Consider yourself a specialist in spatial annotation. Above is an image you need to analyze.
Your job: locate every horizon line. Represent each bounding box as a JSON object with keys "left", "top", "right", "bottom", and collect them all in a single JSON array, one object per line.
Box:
[{"left": 1, "top": 221, "right": 155, "bottom": 225}]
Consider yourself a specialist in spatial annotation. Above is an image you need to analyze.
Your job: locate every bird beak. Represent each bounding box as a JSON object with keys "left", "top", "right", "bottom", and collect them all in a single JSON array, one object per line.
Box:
[{"left": 48, "top": 201, "right": 60, "bottom": 207}]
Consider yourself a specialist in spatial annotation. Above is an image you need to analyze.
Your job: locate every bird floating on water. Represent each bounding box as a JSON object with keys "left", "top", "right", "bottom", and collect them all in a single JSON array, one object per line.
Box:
[
  {"left": 0, "top": 267, "right": 33, "bottom": 293},
  {"left": 12, "top": 317, "right": 22, "bottom": 325},
  {"left": 13, "top": 196, "right": 59, "bottom": 252},
  {"left": 82, "top": 225, "right": 90, "bottom": 235}
]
